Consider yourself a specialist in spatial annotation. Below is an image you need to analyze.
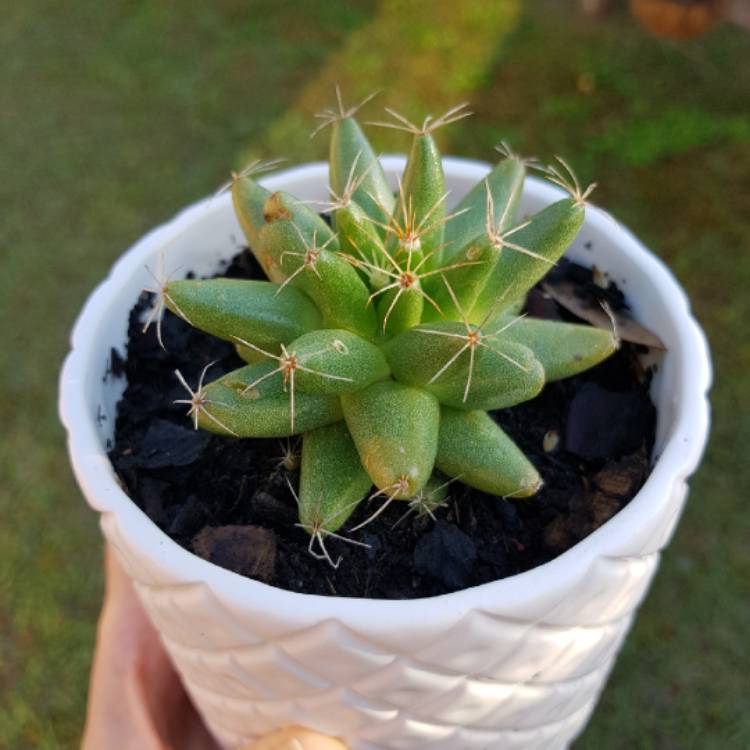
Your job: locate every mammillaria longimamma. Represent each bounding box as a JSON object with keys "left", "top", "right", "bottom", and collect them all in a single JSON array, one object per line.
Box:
[{"left": 145, "top": 91, "right": 618, "bottom": 565}]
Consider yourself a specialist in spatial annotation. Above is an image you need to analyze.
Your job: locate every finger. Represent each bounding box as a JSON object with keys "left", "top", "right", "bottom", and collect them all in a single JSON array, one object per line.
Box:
[
  {"left": 82, "top": 546, "right": 168, "bottom": 749},
  {"left": 82, "top": 545, "right": 220, "bottom": 750},
  {"left": 246, "top": 725, "right": 348, "bottom": 750}
]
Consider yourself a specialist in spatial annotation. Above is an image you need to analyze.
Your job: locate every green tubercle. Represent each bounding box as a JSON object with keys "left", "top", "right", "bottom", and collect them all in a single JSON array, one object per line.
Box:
[
  {"left": 423, "top": 235, "right": 499, "bottom": 322},
  {"left": 470, "top": 197, "right": 585, "bottom": 322},
  {"left": 196, "top": 362, "right": 342, "bottom": 437},
  {"left": 384, "top": 321, "right": 545, "bottom": 410},
  {"left": 425, "top": 151, "right": 528, "bottom": 318},
  {"left": 299, "top": 421, "right": 372, "bottom": 535},
  {"left": 376, "top": 283, "right": 424, "bottom": 337},
  {"left": 342, "top": 380, "right": 440, "bottom": 498},
  {"left": 259, "top": 191, "right": 378, "bottom": 339},
  {"left": 231, "top": 174, "right": 276, "bottom": 279},
  {"left": 393, "top": 131, "right": 446, "bottom": 263},
  {"left": 442, "top": 152, "right": 526, "bottom": 264},
  {"left": 164, "top": 279, "right": 322, "bottom": 351},
  {"left": 436, "top": 408, "right": 541, "bottom": 497},
  {"left": 258, "top": 189, "right": 337, "bottom": 277},
  {"left": 329, "top": 112, "right": 394, "bottom": 235},
  {"left": 286, "top": 329, "right": 390, "bottom": 394},
  {"left": 499, "top": 317, "right": 619, "bottom": 381},
  {"left": 333, "top": 199, "right": 384, "bottom": 271}
]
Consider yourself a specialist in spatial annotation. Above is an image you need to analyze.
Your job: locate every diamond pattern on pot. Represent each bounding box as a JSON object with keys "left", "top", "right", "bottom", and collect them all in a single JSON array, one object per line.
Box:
[
  {"left": 409, "top": 609, "right": 634, "bottom": 682},
  {"left": 159, "top": 615, "right": 624, "bottom": 730},
  {"left": 129, "top": 564, "right": 654, "bottom": 747},
  {"left": 101, "top": 494, "right": 677, "bottom": 750},
  {"left": 163, "top": 636, "right": 334, "bottom": 700},
  {"left": 131, "top": 578, "right": 265, "bottom": 648},
  {"left": 396, "top": 663, "right": 608, "bottom": 729},
  {"left": 184, "top": 679, "right": 397, "bottom": 739},
  {"left": 351, "top": 701, "right": 596, "bottom": 750},
  {"left": 271, "top": 619, "right": 399, "bottom": 685}
]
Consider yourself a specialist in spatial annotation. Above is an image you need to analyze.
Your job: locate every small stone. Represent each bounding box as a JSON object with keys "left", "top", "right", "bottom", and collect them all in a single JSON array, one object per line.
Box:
[
  {"left": 192, "top": 525, "right": 277, "bottom": 583},
  {"left": 524, "top": 288, "right": 561, "bottom": 321},
  {"left": 109, "top": 347, "right": 126, "bottom": 378},
  {"left": 414, "top": 521, "right": 476, "bottom": 590},
  {"left": 592, "top": 265, "right": 608, "bottom": 289},
  {"left": 139, "top": 477, "right": 170, "bottom": 528},
  {"left": 543, "top": 429, "right": 560, "bottom": 453},
  {"left": 565, "top": 383, "right": 652, "bottom": 461},
  {"left": 251, "top": 490, "right": 297, "bottom": 528},
  {"left": 587, "top": 492, "right": 621, "bottom": 529},
  {"left": 543, "top": 516, "right": 571, "bottom": 551},
  {"left": 593, "top": 452, "right": 644, "bottom": 497},
  {"left": 495, "top": 500, "right": 524, "bottom": 539},
  {"left": 133, "top": 419, "right": 211, "bottom": 469},
  {"left": 566, "top": 492, "right": 593, "bottom": 541},
  {"left": 169, "top": 495, "right": 208, "bottom": 537}
]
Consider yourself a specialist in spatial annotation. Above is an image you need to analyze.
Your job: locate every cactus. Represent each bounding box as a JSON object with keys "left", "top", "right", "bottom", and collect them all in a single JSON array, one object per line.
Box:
[{"left": 147, "top": 91, "right": 618, "bottom": 564}]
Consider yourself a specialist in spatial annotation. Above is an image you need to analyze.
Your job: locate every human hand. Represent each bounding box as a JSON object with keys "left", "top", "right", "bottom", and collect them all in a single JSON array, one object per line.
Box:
[{"left": 82, "top": 545, "right": 346, "bottom": 750}]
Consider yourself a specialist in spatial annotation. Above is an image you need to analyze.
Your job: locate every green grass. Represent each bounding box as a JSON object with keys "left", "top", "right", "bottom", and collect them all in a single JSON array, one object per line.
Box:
[{"left": 1, "top": 1, "right": 748, "bottom": 747}]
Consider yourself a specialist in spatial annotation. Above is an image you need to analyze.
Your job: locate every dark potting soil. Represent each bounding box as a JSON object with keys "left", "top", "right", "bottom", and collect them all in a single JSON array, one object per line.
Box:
[{"left": 109, "top": 251, "right": 656, "bottom": 599}]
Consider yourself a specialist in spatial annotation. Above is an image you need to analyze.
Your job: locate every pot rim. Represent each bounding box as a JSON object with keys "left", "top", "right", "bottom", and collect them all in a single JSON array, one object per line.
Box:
[{"left": 59, "top": 157, "right": 711, "bottom": 627}]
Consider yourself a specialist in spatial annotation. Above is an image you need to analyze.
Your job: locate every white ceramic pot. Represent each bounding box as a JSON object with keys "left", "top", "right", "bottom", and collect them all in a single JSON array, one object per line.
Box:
[{"left": 59, "top": 158, "right": 711, "bottom": 750}]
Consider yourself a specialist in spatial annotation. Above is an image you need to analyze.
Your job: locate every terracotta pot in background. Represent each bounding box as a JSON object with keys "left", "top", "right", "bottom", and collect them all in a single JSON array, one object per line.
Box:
[{"left": 630, "top": 0, "right": 725, "bottom": 38}]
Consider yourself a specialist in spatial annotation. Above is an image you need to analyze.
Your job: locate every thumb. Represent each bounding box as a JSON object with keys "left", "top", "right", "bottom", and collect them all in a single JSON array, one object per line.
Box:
[{"left": 246, "top": 726, "right": 348, "bottom": 750}]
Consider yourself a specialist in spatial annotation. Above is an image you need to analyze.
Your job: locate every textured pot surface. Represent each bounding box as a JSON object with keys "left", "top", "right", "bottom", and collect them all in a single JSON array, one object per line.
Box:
[{"left": 60, "top": 159, "right": 711, "bottom": 750}]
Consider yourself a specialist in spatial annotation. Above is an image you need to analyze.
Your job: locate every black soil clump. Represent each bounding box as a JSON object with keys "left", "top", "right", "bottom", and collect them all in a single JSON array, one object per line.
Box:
[{"left": 109, "top": 250, "right": 656, "bottom": 599}]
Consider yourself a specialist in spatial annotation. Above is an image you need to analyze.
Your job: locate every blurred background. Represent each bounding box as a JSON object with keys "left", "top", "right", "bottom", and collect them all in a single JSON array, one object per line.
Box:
[{"left": 1, "top": 0, "right": 748, "bottom": 747}]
